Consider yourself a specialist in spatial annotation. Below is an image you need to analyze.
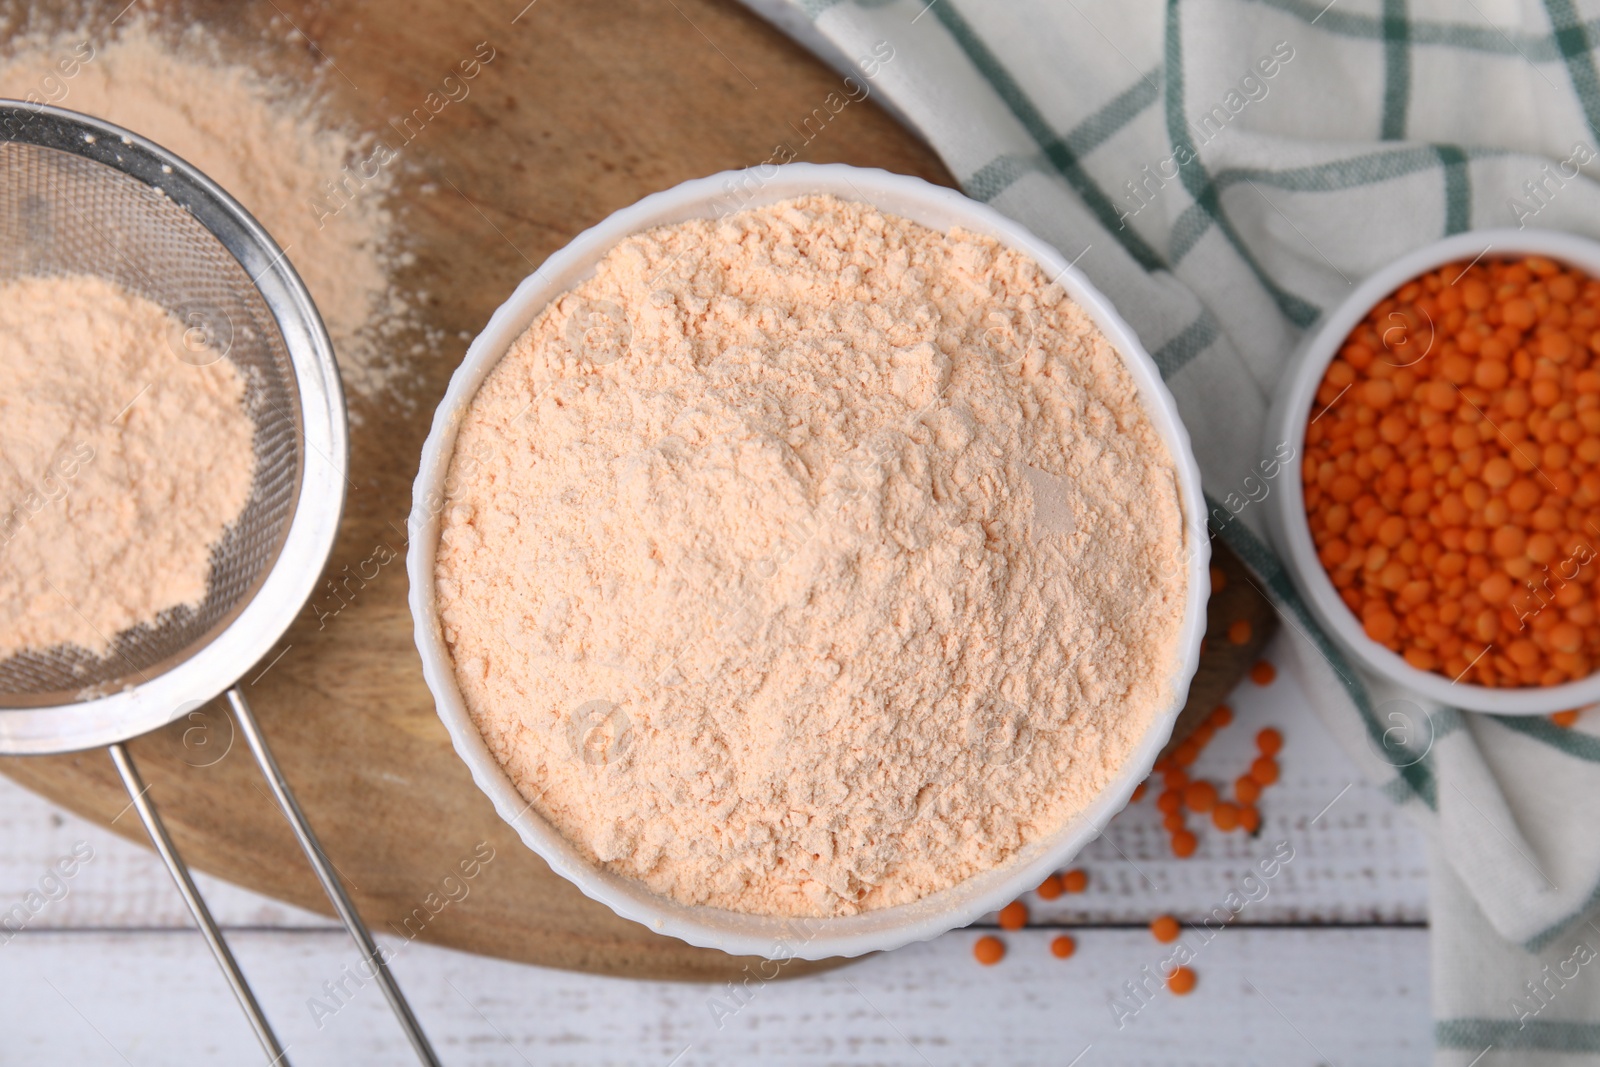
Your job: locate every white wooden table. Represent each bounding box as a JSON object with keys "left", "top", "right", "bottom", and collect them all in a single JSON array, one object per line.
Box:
[{"left": 0, "top": 633, "right": 1432, "bottom": 1065}]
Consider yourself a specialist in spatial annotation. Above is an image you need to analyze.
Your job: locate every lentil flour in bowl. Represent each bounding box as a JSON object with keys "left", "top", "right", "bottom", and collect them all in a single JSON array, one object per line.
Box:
[{"left": 415, "top": 173, "right": 1201, "bottom": 945}]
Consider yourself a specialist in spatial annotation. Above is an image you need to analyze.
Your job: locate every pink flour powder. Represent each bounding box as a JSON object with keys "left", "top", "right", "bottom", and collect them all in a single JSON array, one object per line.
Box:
[
  {"left": 436, "top": 195, "right": 1187, "bottom": 917},
  {"left": 0, "top": 274, "right": 256, "bottom": 661}
]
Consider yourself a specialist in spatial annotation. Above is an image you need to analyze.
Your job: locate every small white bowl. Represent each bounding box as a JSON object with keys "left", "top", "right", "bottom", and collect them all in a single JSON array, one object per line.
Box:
[
  {"left": 407, "top": 163, "right": 1210, "bottom": 959},
  {"left": 1264, "top": 228, "right": 1600, "bottom": 715}
]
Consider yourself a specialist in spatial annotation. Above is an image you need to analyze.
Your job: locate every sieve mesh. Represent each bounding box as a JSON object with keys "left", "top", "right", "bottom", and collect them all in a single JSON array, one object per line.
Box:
[{"left": 0, "top": 139, "right": 304, "bottom": 703}]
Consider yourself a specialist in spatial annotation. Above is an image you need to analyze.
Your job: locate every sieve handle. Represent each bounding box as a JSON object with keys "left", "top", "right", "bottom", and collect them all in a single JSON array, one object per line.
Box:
[
  {"left": 108, "top": 742, "right": 290, "bottom": 1065},
  {"left": 227, "top": 689, "right": 441, "bottom": 1067}
]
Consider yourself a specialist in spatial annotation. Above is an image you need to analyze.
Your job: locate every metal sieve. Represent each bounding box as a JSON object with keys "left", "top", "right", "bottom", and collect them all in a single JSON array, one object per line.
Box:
[{"left": 0, "top": 103, "right": 437, "bottom": 1065}]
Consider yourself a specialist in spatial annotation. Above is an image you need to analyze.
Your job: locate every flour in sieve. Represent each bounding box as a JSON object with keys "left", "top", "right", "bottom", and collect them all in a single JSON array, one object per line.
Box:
[
  {"left": 0, "top": 274, "right": 256, "bottom": 660},
  {"left": 436, "top": 195, "right": 1187, "bottom": 917}
]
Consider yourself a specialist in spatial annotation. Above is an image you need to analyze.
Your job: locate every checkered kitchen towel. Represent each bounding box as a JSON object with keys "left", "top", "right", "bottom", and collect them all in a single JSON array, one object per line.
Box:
[{"left": 746, "top": 0, "right": 1600, "bottom": 1061}]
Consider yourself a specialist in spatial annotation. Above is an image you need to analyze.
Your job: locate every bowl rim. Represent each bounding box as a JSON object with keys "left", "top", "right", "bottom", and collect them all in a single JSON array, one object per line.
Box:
[
  {"left": 406, "top": 162, "right": 1210, "bottom": 959},
  {"left": 1263, "top": 227, "right": 1600, "bottom": 714}
]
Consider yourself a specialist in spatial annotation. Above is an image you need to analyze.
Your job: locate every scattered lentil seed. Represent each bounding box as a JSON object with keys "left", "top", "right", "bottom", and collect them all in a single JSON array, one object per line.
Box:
[
  {"left": 1184, "top": 780, "right": 1218, "bottom": 813},
  {"left": 1234, "top": 775, "right": 1262, "bottom": 805},
  {"left": 1249, "top": 756, "right": 1280, "bottom": 786}
]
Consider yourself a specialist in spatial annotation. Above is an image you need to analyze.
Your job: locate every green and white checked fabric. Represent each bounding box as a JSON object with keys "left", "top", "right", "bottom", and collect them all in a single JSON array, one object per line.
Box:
[{"left": 760, "top": 0, "right": 1600, "bottom": 1060}]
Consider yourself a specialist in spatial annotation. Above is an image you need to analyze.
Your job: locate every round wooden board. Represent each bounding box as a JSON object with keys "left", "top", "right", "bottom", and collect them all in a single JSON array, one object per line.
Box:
[{"left": 0, "top": 0, "right": 1275, "bottom": 981}]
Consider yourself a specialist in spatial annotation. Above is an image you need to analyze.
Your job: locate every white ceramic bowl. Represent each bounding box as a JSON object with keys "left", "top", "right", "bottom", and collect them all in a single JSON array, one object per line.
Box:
[
  {"left": 407, "top": 163, "right": 1210, "bottom": 959},
  {"left": 1264, "top": 228, "right": 1600, "bottom": 715}
]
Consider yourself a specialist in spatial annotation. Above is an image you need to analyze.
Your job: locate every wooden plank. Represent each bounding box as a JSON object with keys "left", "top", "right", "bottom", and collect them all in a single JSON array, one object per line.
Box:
[
  {"left": 0, "top": 926, "right": 1429, "bottom": 1065},
  {"left": 0, "top": 636, "right": 1428, "bottom": 934},
  {"left": 0, "top": 772, "right": 333, "bottom": 932},
  {"left": 1027, "top": 632, "right": 1430, "bottom": 926}
]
